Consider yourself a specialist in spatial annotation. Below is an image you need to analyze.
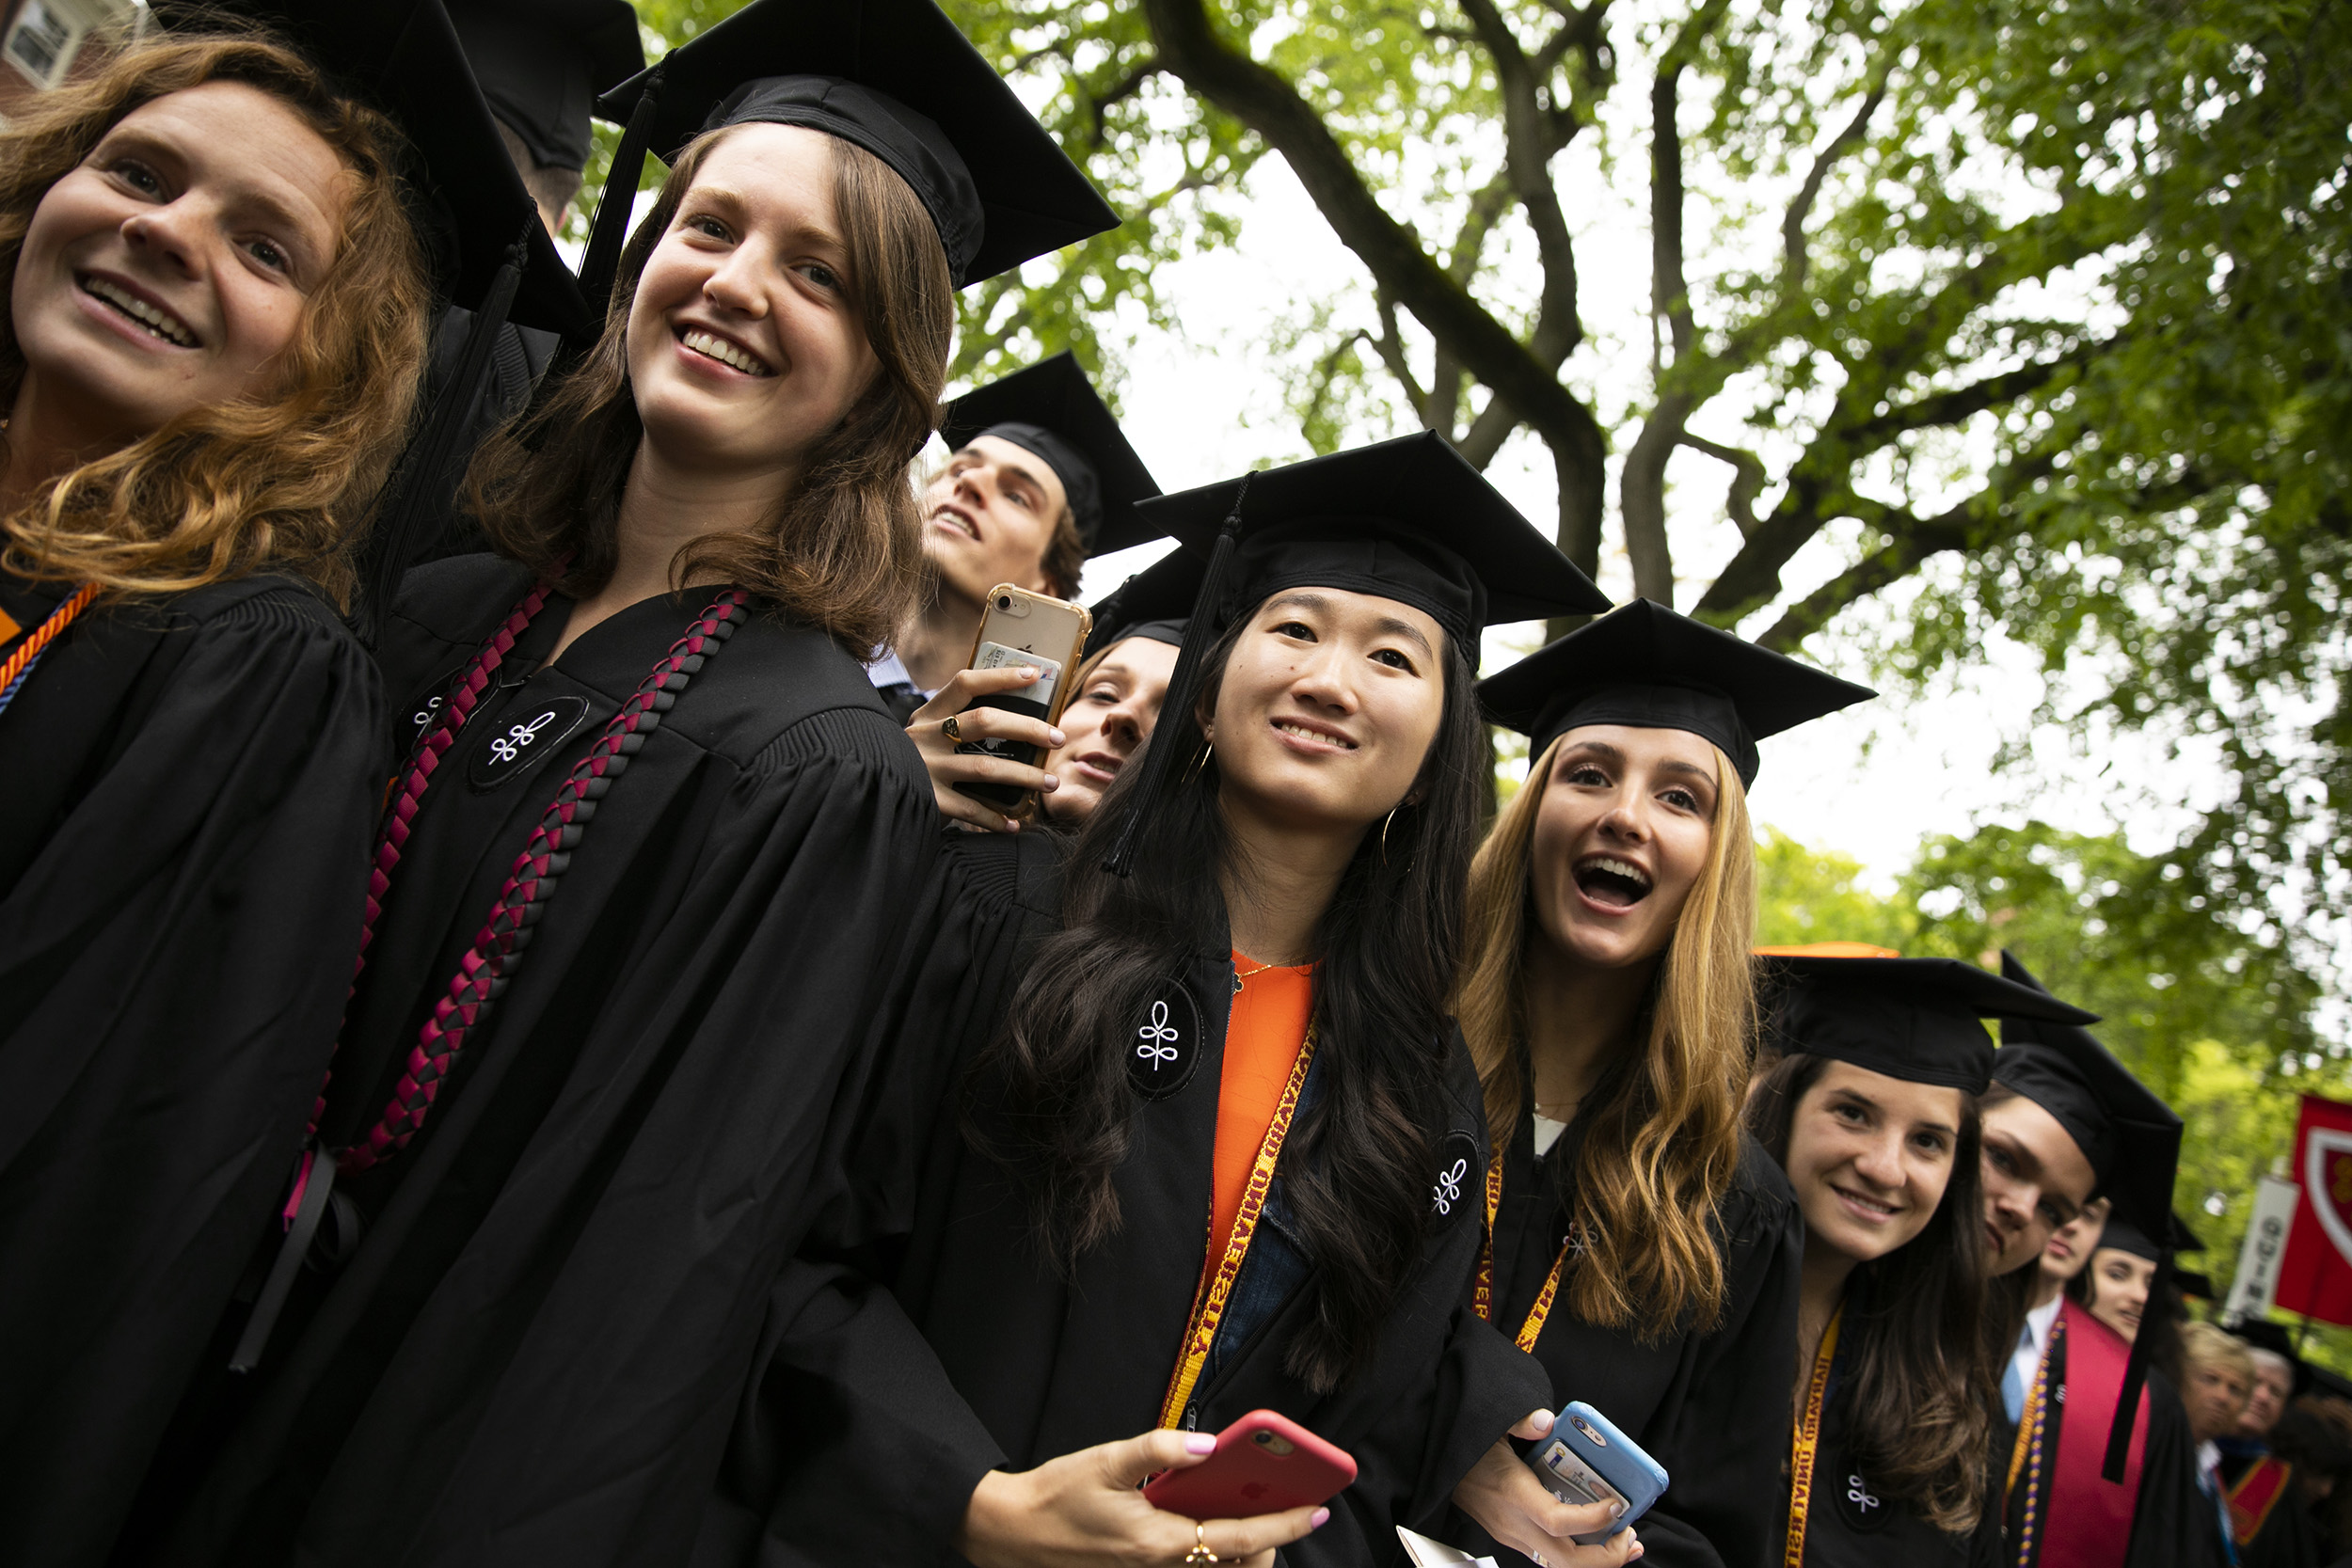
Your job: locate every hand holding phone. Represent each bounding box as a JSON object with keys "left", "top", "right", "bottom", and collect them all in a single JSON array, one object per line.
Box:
[
  {"left": 1142, "top": 1410, "right": 1356, "bottom": 1519},
  {"left": 1522, "top": 1404, "right": 1667, "bottom": 1544},
  {"left": 951, "top": 584, "right": 1091, "bottom": 814}
]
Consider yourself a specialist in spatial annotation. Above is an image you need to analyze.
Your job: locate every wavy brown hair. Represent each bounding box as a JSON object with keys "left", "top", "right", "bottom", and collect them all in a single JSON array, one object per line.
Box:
[
  {"left": 1455, "top": 733, "right": 1757, "bottom": 1336},
  {"left": 0, "top": 29, "right": 430, "bottom": 607},
  {"left": 465, "top": 125, "right": 952, "bottom": 655},
  {"left": 1749, "top": 1052, "right": 1994, "bottom": 1533}
]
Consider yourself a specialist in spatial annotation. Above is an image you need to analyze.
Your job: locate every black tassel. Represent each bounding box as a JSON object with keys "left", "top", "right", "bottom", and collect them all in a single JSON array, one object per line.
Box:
[
  {"left": 580, "top": 70, "right": 663, "bottom": 314},
  {"left": 355, "top": 217, "right": 532, "bottom": 647},
  {"left": 1102, "top": 473, "right": 1252, "bottom": 878}
]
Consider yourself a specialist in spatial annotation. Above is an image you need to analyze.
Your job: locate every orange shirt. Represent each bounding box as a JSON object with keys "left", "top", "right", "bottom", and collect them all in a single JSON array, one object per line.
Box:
[{"left": 1208, "top": 950, "right": 1314, "bottom": 1265}]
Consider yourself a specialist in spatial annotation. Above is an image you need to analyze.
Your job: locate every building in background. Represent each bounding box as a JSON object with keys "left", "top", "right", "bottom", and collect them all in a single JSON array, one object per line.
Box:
[{"left": 0, "top": 0, "right": 141, "bottom": 117}]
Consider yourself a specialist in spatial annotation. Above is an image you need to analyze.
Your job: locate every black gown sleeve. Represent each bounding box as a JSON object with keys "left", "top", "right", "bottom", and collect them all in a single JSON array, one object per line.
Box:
[
  {"left": 696, "top": 832, "right": 1057, "bottom": 1568},
  {"left": 0, "top": 583, "right": 382, "bottom": 1566},
  {"left": 2128, "top": 1372, "right": 2226, "bottom": 1568},
  {"left": 1632, "top": 1142, "right": 1806, "bottom": 1568}
]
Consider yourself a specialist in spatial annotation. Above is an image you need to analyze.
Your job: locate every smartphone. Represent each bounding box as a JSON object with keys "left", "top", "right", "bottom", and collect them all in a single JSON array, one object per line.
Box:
[
  {"left": 953, "top": 583, "right": 1092, "bottom": 814},
  {"left": 1522, "top": 1403, "right": 1667, "bottom": 1544},
  {"left": 1142, "top": 1410, "right": 1357, "bottom": 1519}
]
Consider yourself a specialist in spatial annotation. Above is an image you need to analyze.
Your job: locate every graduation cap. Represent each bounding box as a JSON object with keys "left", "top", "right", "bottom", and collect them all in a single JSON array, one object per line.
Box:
[
  {"left": 1994, "top": 949, "right": 2185, "bottom": 1482},
  {"left": 168, "top": 0, "right": 596, "bottom": 638},
  {"left": 1479, "top": 598, "right": 1876, "bottom": 789},
  {"left": 1756, "top": 945, "right": 2101, "bottom": 1096},
  {"left": 938, "top": 352, "right": 1163, "bottom": 556},
  {"left": 1097, "top": 432, "right": 1608, "bottom": 875},
  {"left": 581, "top": 0, "right": 1118, "bottom": 301},
  {"left": 450, "top": 0, "right": 644, "bottom": 174}
]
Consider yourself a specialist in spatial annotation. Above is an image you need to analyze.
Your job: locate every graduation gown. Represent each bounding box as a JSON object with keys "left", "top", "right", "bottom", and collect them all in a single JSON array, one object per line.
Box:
[
  {"left": 1448, "top": 1111, "right": 1805, "bottom": 1568},
  {"left": 141, "top": 553, "right": 940, "bottom": 1567},
  {"left": 0, "top": 573, "right": 382, "bottom": 1568},
  {"left": 706, "top": 830, "right": 1548, "bottom": 1568},
  {"left": 1995, "top": 1302, "right": 2219, "bottom": 1568},
  {"left": 2224, "top": 1450, "right": 2323, "bottom": 1568},
  {"left": 1785, "top": 1329, "right": 2001, "bottom": 1567}
]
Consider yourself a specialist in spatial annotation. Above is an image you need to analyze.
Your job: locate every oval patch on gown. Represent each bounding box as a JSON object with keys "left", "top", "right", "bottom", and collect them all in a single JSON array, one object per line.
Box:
[
  {"left": 1832, "top": 1460, "right": 1888, "bottom": 1532},
  {"left": 469, "top": 694, "right": 593, "bottom": 790},
  {"left": 1126, "top": 981, "right": 1202, "bottom": 1100},
  {"left": 1430, "top": 1129, "right": 1481, "bottom": 1221}
]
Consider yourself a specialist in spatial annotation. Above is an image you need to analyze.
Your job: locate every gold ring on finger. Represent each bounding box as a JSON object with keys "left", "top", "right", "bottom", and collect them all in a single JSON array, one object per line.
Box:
[
  {"left": 1184, "top": 1522, "right": 1220, "bottom": 1564},
  {"left": 941, "top": 714, "right": 962, "bottom": 742}
]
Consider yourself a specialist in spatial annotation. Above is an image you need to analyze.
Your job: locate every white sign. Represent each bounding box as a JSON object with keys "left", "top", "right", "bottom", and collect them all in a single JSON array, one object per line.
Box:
[{"left": 2225, "top": 1174, "right": 2303, "bottom": 1324}]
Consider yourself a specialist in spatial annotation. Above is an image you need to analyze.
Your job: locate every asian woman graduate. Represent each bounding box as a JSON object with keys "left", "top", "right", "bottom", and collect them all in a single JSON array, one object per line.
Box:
[
  {"left": 1981, "top": 953, "right": 2212, "bottom": 1568},
  {"left": 707, "top": 433, "right": 1613, "bottom": 1568},
  {"left": 127, "top": 2, "right": 1120, "bottom": 1563},
  {"left": 1439, "top": 601, "right": 1871, "bottom": 1568},
  {"left": 1745, "top": 947, "right": 2104, "bottom": 1565},
  {"left": 0, "top": 7, "right": 588, "bottom": 1559}
]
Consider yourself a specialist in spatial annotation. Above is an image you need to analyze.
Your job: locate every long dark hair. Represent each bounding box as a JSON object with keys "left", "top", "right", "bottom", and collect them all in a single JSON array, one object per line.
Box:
[
  {"left": 974, "top": 608, "right": 1488, "bottom": 1392},
  {"left": 1749, "top": 1053, "right": 1995, "bottom": 1532}
]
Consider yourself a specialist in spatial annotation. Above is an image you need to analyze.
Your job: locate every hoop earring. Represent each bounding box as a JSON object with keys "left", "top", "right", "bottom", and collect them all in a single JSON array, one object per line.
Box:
[
  {"left": 1379, "top": 801, "right": 1402, "bottom": 863},
  {"left": 1186, "top": 740, "right": 1215, "bottom": 782}
]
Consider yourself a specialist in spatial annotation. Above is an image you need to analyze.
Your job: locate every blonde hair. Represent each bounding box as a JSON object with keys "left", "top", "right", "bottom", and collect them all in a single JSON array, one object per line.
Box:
[
  {"left": 1456, "top": 732, "right": 1758, "bottom": 1334},
  {"left": 2182, "top": 1322, "right": 2257, "bottom": 1383},
  {"left": 0, "top": 30, "right": 431, "bottom": 607}
]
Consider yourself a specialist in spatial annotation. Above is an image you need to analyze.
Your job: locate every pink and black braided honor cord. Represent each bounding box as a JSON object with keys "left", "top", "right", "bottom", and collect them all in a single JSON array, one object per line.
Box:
[{"left": 232, "top": 585, "right": 749, "bottom": 1371}]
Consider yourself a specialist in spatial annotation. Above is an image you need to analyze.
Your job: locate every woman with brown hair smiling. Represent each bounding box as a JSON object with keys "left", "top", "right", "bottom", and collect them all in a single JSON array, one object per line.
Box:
[
  {"left": 1448, "top": 602, "right": 1871, "bottom": 1567},
  {"left": 134, "top": 2, "right": 1118, "bottom": 1562},
  {"left": 1745, "top": 948, "right": 2095, "bottom": 1563},
  {"left": 0, "top": 14, "right": 513, "bottom": 1560}
]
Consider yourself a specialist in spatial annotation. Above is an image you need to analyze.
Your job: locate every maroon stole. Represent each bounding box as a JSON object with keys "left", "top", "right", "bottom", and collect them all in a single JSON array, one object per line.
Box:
[
  {"left": 2228, "top": 1454, "right": 2295, "bottom": 1546},
  {"left": 2037, "top": 1302, "right": 2150, "bottom": 1567}
]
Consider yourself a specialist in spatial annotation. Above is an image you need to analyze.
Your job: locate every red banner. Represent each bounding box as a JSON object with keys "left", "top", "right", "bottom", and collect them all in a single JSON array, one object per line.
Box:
[{"left": 2275, "top": 1095, "right": 2352, "bottom": 1325}]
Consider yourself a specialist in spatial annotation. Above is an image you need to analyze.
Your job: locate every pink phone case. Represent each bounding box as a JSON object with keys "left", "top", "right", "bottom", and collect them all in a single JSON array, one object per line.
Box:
[{"left": 1143, "top": 1410, "right": 1358, "bottom": 1519}]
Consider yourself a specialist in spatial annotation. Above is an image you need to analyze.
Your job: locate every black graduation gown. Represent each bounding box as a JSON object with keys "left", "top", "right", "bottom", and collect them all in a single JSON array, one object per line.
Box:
[
  {"left": 1788, "top": 1341, "right": 2001, "bottom": 1567},
  {"left": 1994, "top": 1354, "right": 2220, "bottom": 1568},
  {"left": 141, "top": 554, "right": 941, "bottom": 1567},
  {"left": 705, "top": 830, "right": 1548, "bottom": 1568},
  {"left": 1448, "top": 1113, "right": 1804, "bottom": 1568},
  {"left": 0, "top": 573, "right": 383, "bottom": 1568},
  {"left": 2223, "top": 1450, "right": 2324, "bottom": 1568}
]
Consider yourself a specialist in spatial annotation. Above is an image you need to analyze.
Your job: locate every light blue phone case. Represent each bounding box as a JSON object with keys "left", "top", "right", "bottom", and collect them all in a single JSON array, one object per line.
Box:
[{"left": 1523, "top": 1402, "right": 1670, "bottom": 1543}]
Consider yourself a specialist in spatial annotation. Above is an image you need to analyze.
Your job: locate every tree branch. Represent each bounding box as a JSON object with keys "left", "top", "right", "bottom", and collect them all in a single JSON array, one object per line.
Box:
[
  {"left": 1781, "top": 74, "right": 1886, "bottom": 294},
  {"left": 1140, "top": 0, "right": 1610, "bottom": 558},
  {"left": 1679, "top": 432, "right": 1769, "bottom": 536}
]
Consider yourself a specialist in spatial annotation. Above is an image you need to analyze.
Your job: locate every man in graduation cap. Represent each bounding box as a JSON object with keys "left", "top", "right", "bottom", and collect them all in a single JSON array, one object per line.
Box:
[
  {"left": 869, "top": 349, "right": 1163, "bottom": 720},
  {"left": 1986, "top": 952, "right": 2218, "bottom": 1568}
]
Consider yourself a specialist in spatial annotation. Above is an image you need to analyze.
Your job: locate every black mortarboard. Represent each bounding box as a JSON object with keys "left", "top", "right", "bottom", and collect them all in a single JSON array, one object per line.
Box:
[
  {"left": 180, "top": 0, "right": 592, "bottom": 337},
  {"left": 1994, "top": 949, "right": 2185, "bottom": 1481},
  {"left": 1756, "top": 944, "right": 2100, "bottom": 1096},
  {"left": 581, "top": 0, "right": 1117, "bottom": 299},
  {"left": 2100, "top": 1208, "right": 2202, "bottom": 1261},
  {"left": 1098, "top": 433, "right": 1607, "bottom": 875},
  {"left": 450, "top": 0, "right": 644, "bottom": 173},
  {"left": 1087, "top": 546, "right": 1200, "bottom": 655},
  {"left": 1479, "top": 598, "right": 1875, "bottom": 789},
  {"left": 938, "top": 352, "right": 1161, "bottom": 555}
]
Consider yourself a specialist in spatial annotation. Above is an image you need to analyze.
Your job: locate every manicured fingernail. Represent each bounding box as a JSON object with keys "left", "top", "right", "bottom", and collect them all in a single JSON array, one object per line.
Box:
[
  {"left": 1185, "top": 1433, "right": 1216, "bottom": 1454},
  {"left": 1048, "top": 728, "right": 1066, "bottom": 745},
  {"left": 1311, "top": 1508, "right": 1330, "bottom": 1528},
  {"left": 1041, "top": 774, "right": 1058, "bottom": 789},
  {"left": 1018, "top": 666, "right": 1038, "bottom": 678},
  {"left": 1609, "top": 1501, "right": 1625, "bottom": 1518},
  {"left": 1629, "top": 1544, "right": 1645, "bottom": 1560}
]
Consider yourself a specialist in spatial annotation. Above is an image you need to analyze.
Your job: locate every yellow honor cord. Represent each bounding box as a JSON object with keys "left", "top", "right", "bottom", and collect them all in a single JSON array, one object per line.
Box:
[
  {"left": 1783, "top": 1305, "right": 1843, "bottom": 1568},
  {"left": 1157, "top": 1027, "right": 1317, "bottom": 1430},
  {"left": 1474, "top": 1139, "right": 1575, "bottom": 1353}
]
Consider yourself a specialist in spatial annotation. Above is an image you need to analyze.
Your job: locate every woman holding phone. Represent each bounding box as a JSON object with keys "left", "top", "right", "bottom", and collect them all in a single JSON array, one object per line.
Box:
[
  {"left": 1448, "top": 603, "right": 1871, "bottom": 1568},
  {"left": 709, "top": 434, "right": 1612, "bottom": 1567},
  {"left": 0, "top": 24, "right": 457, "bottom": 1560},
  {"left": 138, "top": 2, "right": 1121, "bottom": 1561},
  {"left": 1745, "top": 948, "right": 2094, "bottom": 1563}
]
